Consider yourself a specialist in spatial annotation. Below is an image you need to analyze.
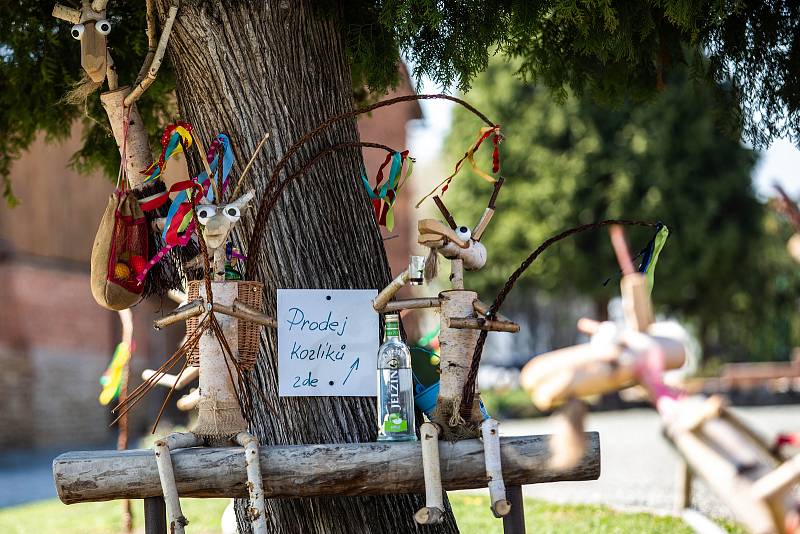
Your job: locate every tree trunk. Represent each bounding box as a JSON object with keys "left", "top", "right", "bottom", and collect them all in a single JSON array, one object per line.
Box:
[{"left": 158, "top": 1, "right": 458, "bottom": 532}]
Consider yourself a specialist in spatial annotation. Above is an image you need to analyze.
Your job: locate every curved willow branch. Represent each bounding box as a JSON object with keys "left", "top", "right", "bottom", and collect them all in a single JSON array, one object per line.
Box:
[
  {"left": 247, "top": 94, "right": 497, "bottom": 263},
  {"left": 244, "top": 141, "right": 395, "bottom": 273},
  {"left": 458, "top": 219, "right": 658, "bottom": 419}
]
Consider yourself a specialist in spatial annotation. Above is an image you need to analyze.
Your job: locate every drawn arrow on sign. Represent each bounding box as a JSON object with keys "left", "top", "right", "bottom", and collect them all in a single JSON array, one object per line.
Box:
[{"left": 342, "top": 357, "right": 359, "bottom": 386}]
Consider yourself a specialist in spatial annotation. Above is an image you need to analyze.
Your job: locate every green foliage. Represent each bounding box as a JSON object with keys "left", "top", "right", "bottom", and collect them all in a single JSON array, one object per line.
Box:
[
  {"left": 3, "top": 2, "right": 800, "bottom": 206},
  {"left": 0, "top": 2, "right": 174, "bottom": 205},
  {"left": 444, "top": 59, "right": 800, "bottom": 361},
  {"left": 382, "top": 1, "right": 800, "bottom": 146}
]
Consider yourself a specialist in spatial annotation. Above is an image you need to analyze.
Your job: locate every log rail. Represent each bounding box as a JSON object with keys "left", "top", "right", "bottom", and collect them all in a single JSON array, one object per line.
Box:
[{"left": 53, "top": 433, "right": 600, "bottom": 504}]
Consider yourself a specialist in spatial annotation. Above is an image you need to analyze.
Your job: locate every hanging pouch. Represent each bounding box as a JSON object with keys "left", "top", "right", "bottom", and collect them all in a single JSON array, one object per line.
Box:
[{"left": 90, "top": 190, "right": 148, "bottom": 310}]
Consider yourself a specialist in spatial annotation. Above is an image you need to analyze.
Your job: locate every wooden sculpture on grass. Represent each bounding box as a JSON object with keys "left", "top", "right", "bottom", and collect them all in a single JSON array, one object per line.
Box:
[
  {"left": 520, "top": 225, "right": 800, "bottom": 534},
  {"left": 373, "top": 178, "right": 519, "bottom": 524}
]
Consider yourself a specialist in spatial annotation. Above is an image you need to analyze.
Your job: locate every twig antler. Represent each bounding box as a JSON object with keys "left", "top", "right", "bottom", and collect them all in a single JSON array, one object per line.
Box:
[{"left": 473, "top": 176, "right": 504, "bottom": 241}]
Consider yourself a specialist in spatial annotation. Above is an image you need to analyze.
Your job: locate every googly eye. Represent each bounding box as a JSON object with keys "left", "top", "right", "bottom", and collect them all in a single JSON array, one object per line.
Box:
[
  {"left": 95, "top": 19, "right": 112, "bottom": 36},
  {"left": 223, "top": 205, "right": 241, "bottom": 222},
  {"left": 455, "top": 225, "right": 472, "bottom": 242},
  {"left": 196, "top": 206, "right": 216, "bottom": 225},
  {"left": 70, "top": 24, "right": 85, "bottom": 40}
]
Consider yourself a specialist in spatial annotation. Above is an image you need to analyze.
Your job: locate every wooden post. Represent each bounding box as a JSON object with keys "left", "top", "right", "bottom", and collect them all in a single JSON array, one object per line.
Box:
[
  {"left": 53, "top": 433, "right": 601, "bottom": 503},
  {"left": 675, "top": 458, "right": 692, "bottom": 512},
  {"left": 143, "top": 497, "right": 167, "bottom": 534},
  {"left": 433, "top": 289, "right": 482, "bottom": 439},
  {"left": 503, "top": 485, "right": 525, "bottom": 534}
]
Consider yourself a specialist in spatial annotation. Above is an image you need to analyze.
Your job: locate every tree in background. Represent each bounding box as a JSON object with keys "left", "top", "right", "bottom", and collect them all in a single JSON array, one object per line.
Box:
[{"left": 444, "top": 59, "right": 800, "bottom": 362}]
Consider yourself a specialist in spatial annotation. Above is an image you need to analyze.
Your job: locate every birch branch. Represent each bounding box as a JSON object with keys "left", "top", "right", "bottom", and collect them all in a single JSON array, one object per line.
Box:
[{"left": 124, "top": 3, "right": 179, "bottom": 107}]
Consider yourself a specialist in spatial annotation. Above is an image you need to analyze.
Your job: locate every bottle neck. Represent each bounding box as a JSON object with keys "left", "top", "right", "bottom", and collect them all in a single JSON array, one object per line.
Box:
[{"left": 384, "top": 316, "right": 401, "bottom": 342}]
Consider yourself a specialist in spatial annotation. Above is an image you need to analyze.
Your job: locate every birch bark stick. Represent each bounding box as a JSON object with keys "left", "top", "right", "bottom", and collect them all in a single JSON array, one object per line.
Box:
[
  {"left": 415, "top": 422, "right": 444, "bottom": 525},
  {"left": 100, "top": 88, "right": 152, "bottom": 189},
  {"left": 481, "top": 418, "right": 511, "bottom": 517}
]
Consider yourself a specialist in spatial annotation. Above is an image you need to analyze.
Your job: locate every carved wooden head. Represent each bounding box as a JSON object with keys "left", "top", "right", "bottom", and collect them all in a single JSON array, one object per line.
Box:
[
  {"left": 196, "top": 190, "right": 255, "bottom": 252},
  {"left": 417, "top": 218, "right": 487, "bottom": 271},
  {"left": 53, "top": 1, "right": 110, "bottom": 83}
]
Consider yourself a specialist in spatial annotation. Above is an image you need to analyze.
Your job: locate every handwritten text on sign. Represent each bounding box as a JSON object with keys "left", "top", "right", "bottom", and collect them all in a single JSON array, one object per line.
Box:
[{"left": 277, "top": 289, "right": 378, "bottom": 397}]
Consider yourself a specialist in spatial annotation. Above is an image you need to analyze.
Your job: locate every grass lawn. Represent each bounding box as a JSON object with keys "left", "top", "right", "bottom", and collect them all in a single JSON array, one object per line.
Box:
[{"left": 0, "top": 493, "right": 743, "bottom": 533}]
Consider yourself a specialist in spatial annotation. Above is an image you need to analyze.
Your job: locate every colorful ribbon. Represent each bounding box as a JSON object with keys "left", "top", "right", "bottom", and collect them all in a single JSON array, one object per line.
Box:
[
  {"left": 416, "top": 125, "right": 502, "bottom": 208},
  {"left": 141, "top": 122, "right": 194, "bottom": 183},
  {"left": 99, "top": 341, "right": 132, "bottom": 406},
  {"left": 136, "top": 128, "right": 236, "bottom": 284},
  {"left": 361, "top": 150, "right": 413, "bottom": 230},
  {"left": 637, "top": 223, "right": 669, "bottom": 293}
]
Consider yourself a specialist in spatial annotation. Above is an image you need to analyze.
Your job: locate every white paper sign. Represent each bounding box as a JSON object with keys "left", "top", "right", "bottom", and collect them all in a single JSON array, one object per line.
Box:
[{"left": 278, "top": 289, "right": 378, "bottom": 397}]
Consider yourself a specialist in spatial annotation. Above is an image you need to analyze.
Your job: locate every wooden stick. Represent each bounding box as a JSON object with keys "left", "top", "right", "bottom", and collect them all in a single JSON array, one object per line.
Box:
[
  {"left": 211, "top": 302, "right": 276, "bottom": 328},
  {"left": 141, "top": 366, "right": 198, "bottom": 390},
  {"left": 381, "top": 298, "right": 441, "bottom": 313},
  {"left": 231, "top": 132, "right": 270, "bottom": 199},
  {"left": 447, "top": 317, "right": 520, "bottom": 333},
  {"left": 471, "top": 208, "right": 494, "bottom": 242},
  {"left": 153, "top": 300, "right": 206, "bottom": 330},
  {"left": 751, "top": 454, "right": 800, "bottom": 500},
  {"left": 153, "top": 432, "right": 202, "bottom": 534},
  {"left": 481, "top": 418, "right": 510, "bottom": 518},
  {"left": 473, "top": 177, "right": 503, "bottom": 241},
  {"left": 433, "top": 196, "right": 457, "bottom": 230},
  {"left": 610, "top": 225, "right": 635, "bottom": 276},
  {"left": 373, "top": 270, "right": 410, "bottom": 312},
  {"left": 675, "top": 458, "right": 692, "bottom": 511},
  {"left": 666, "top": 421, "right": 780, "bottom": 534},
  {"left": 54, "top": 433, "right": 601, "bottom": 503},
  {"left": 234, "top": 432, "right": 268, "bottom": 534},
  {"left": 720, "top": 407, "right": 787, "bottom": 463},
  {"left": 176, "top": 389, "right": 200, "bottom": 411},
  {"left": 52, "top": 4, "right": 81, "bottom": 23},
  {"left": 415, "top": 422, "right": 445, "bottom": 525},
  {"left": 621, "top": 273, "right": 653, "bottom": 332},
  {"left": 473, "top": 299, "right": 510, "bottom": 322},
  {"left": 124, "top": 4, "right": 179, "bottom": 106},
  {"left": 133, "top": 0, "right": 158, "bottom": 88},
  {"left": 450, "top": 259, "right": 464, "bottom": 290}
]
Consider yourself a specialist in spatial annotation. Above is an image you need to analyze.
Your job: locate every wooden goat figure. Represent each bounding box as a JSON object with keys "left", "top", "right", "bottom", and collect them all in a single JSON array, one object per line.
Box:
[
  {"left": 125, "top": 188, "right": 276, "bottom": 534},
  {"left": 520, "top": 226, "right": 800, "bottom": 534},
  {"left": 373, "top": 178, "right": 517, "bottom": 524}
]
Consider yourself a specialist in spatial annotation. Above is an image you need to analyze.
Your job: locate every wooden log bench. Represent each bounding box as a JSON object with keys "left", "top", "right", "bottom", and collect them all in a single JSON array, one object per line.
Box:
[{"left": 53, "top": 433, "right": 601, "bottom": 533}]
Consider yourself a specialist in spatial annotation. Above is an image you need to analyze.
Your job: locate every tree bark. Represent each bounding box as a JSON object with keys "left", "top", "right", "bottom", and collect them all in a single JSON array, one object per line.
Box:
[{"left": 157, "top": 1, "right": 458, "bottom": 532}]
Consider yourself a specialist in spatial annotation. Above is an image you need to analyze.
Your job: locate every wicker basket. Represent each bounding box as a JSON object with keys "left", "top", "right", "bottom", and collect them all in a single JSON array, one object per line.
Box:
[{"left": 186, "top": 280, "right": 264, "bottom": 370}]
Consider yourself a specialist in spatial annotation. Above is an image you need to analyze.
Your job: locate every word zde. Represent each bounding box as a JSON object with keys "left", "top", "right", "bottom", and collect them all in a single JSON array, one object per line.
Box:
[{"left": 277, "top": 289, "right": 378, "bottom": 396}]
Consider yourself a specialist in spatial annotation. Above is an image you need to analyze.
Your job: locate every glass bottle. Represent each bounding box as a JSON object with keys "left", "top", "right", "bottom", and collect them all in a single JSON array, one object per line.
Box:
[{"left": 376, "top": 313, "right": 417, "bottom": 441}]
